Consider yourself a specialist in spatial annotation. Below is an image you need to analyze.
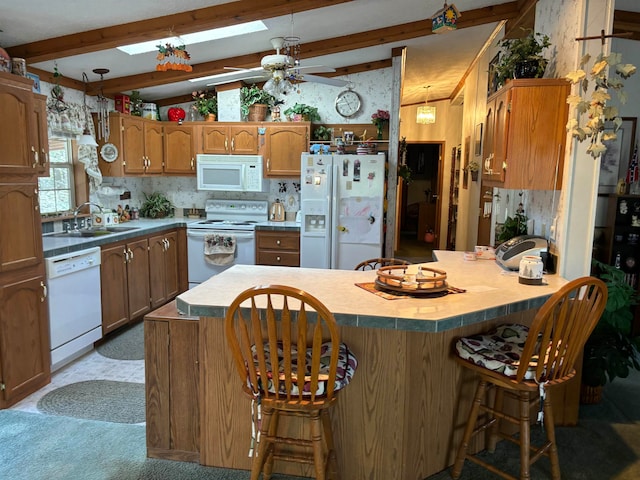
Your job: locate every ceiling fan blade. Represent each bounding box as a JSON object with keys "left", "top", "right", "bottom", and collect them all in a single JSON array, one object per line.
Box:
[
  {"left": 207, "top": 69, "right": 269, "bottom": 86},
  {"left": 300, "top": 74, "right": 348, "bottom": 87},
  {"left": 290, "top": 65, "right": 336, "bottom": 74}
]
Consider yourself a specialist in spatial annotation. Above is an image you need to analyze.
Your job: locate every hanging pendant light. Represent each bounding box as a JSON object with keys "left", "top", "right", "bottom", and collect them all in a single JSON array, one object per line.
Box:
[
  {"left": 78, "top": 72, "right": 98, "bottom": 146},
  {"left": 416, "top": 86, "right": 436, "bottom": 124},
  {"left": 93, "top": 68, "right": 110, "bottom": 141}
]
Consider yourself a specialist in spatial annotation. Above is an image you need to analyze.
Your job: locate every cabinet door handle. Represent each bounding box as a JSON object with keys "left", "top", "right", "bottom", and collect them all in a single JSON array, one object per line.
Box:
[
  {"left": 124, "top": 248, "right": 129, "bottom": 263},
  {"left": 276, "top": 240, "right": 281, "bottom": 245},
  {"left": 225, "top": 138, "right": 228, "bottom": 150},
  {"left": 276, "top": 256, "right": 281, "bottom": 262},
  {"left": 190, "top": 157, "right": 194, "bottom": 169},
  {"left": 41, "top": 281, "right": 47, "bottom": 302},
  {"left": 267, "top": 158, "right": 270, "bottom": 171},
  {"left": 128, "top": 248, "right": 133, "bottom": 261},
  {"left": 231, "top": 138, "right": 235, "bottom": 151},
  {"left": 32, "top": 146, "right": 38, "bottom": 168}
]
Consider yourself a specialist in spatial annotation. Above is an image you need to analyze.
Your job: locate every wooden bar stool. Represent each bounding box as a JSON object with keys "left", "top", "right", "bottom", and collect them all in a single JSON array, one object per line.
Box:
[
  {"left": 354, "top": 257, "right": 411, "bottom": 270},
  {"left": 451, "top": 276, "right": 607, "bottom": 480},
  {"left": 225, "top": 285, "right": 358, "bottom": 480}
]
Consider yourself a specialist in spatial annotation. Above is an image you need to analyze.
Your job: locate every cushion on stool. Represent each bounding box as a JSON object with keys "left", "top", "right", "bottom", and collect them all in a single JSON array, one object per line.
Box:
[
  {"left": 455, "top": 324, "right": 538, "bottom": 380},
  {"left": 250, "top": 341, "right": 358, "bottom": 396}
]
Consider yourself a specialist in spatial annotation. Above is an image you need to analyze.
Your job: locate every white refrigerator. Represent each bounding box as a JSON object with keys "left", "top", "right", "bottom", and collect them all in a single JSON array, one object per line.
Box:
[{"left": 300, "top": 152, "right": 386, "bottom": 270}]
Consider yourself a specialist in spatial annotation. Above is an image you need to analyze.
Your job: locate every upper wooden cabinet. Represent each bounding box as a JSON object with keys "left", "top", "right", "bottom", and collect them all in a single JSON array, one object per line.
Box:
[
  {"left": 261, "top": 123, "right": 309, "bottom": 177},
  {"left": 97, "top": 113, "right": 164, "bottom": 176},
  {"left": 482, "top": 79, "right": 570, "bottom": 190},
  {"left": 198, "top": 123, "right": 259, "bottom": 154},
  {"left": 0, "top": 72, "right": 44, "bottom": 176},
  {"left": 164, "top": 124, "right": 197, "bottom": 174}
]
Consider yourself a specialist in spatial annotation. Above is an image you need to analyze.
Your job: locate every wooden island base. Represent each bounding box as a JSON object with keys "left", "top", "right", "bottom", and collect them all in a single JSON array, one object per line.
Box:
[{"left": 145, "top": 304, "right": 578, "bottom": 479}]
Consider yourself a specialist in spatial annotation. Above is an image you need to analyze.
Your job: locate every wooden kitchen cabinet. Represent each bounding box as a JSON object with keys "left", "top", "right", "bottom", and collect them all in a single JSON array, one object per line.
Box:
[
  {"left": 0, "top": 72, "right": 44, "bottom": 176},
  {"left": 149, "top": 231, "right": 180, "bottom": 309},
  {"left": 100, "top": 238, "right": 151, "bottom": 335},
  {"left": 261, "top": 123, "right": 309, "bottom": 177},
  {"left": 198, "top": 123, "right": 259, "bottom": 154},
  {"left": 164, "top": 124, "right": 197, "bottom": 174},
  {"left": 97, "top": 113, "right": 164, "bottom": 176},
  {"left": 0, "top": 271, "right": 50, "bottom": 408},
  {"left": 0, "top": 181, "right": 43, "bottom": 273},
  {"left": 145, "top": 301, "right": 199, "bottom": 462},
  {"left": 256, "top": 230, "right": 300, "bottom": 266},
  {"left": 33, "top": 95, "right": 50, "bottom": 176},
  {"left": 482, "top": 79, "right": 570, "bottom": 190}
]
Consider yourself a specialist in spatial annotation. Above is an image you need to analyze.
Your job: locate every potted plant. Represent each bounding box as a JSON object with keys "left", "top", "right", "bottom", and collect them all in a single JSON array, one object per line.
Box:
[
  {"left": 496, "top": 212, "right": 528, "bottom": 244},
  {"left": 581, "top": 259, "right": 640, "bottom": 403},
  {"left": 192, "top": 90, "right": 217, "bottom": 120},
  {"left": 467, "top": 160, "right": 480, "bottom": 181},
  {"left": 494, "top": 28, "right": 551, "bottom": 87},
  {"left": 240, "top": 85, "right": 275, "bottom": 121},
  {"left": 313, "top": 125, "right": 332, "bottom": 141},
  {"left": 140, "top": 192, "right": 173, "bottom": 219},
  {"left": 283, "top": 103, "right": 321, "bottom": 122},
  {"left": 565, "top": 52, "right": 636, "bottom": 159}
]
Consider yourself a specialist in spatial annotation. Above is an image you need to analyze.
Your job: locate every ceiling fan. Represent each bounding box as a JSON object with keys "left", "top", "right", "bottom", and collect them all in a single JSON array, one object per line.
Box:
[{"left": 210, "top": 37, "right": 348, "bottom": 94}]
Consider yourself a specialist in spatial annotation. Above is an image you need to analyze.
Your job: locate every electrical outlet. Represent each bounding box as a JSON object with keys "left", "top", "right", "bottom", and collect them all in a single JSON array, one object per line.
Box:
[{"left": 549, "top": 217, "right": 557, "bottom": 241}]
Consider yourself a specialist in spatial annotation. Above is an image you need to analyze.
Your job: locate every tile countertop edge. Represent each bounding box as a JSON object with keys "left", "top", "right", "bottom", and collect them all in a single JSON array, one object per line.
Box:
[
  {"left": 255, "top": 221, "right": 300, "bottom": 231},
  {"left": 42, "top": 218, "right": 192, "bottom": 257},
  {"left": 176, "top": 255, "right": 568, "bottom": 333}
]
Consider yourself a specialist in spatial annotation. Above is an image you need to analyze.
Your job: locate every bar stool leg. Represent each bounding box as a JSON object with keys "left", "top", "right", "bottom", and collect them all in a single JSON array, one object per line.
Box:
[
  {"left": 451, "top": 379, "right": 488, "bottom": 479},
  {"left": 487, "top": 385, "right": 504, "bottom": 453},
  {"left": 322, "top": 409, "right": 340, "bottom": 480},
  {"left": 543, "top": 391, "right": 561, "bottom": 480},
  {"left": 518, "top": 392, "right": 531, "bottom": 480},
  {"left": 252, "top": 406, "right": 274, "bottom": 480},
  {"left": 310, "top": 410, "right": 326, "bottom": 480}
]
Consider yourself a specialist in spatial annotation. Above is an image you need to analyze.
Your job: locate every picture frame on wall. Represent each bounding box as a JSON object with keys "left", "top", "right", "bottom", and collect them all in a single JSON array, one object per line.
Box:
[
  {"left": 26, "top": 73, "right": 40, "bottom": 93},
  {"left": 599, "top": 117, "right": 636, "bottom": 194},
  {"left": 487, "top": 53, "right": 500, "bottom": 97},
  {"left": 463, "top": 135, "right": 470, "bottom": 189},
  {"left": 474, "top": 123, "right": 483, "bottom": 156}
]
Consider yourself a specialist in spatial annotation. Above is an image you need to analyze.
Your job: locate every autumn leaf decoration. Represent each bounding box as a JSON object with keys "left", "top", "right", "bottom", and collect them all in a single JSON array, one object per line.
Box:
[
  {"left": 565, "top": 52, "right": 636, "bottom": 159},
  {"left": 156, "top": 43, "right": 193, "bottom": 72}
]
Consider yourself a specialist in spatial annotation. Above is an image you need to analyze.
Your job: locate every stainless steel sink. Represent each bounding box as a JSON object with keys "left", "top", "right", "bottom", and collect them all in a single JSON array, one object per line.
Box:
[{"left": 45, "top": 226, "right": 140, "bottom": 238}]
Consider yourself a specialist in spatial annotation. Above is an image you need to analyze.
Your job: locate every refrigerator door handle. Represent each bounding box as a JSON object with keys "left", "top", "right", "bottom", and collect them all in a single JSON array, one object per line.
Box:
[{"left": 330, "top": 162, "right": 340, "bottom": 269}]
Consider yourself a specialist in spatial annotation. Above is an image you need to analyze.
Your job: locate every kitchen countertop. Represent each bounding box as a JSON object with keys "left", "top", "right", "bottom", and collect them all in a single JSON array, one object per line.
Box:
[
  {"left": 42, "top": 218, "right": 192, "bottom": 257},
  {"left": 255, "top": 221, "right": 300, "bottom": 231},
  {"left": 176, "top": 250, "right": 568, "bottom": 332}
]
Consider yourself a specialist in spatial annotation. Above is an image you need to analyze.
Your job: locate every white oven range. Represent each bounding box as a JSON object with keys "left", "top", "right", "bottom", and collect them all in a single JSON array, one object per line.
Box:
[{"left": 187, "top": 199, "right": 268, "bottom": 288}]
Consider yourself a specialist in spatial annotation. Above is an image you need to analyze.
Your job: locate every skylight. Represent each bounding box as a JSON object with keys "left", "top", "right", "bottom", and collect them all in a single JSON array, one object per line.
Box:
[{"left": 117, "top": 21, "right": 267, "bottom": 55}]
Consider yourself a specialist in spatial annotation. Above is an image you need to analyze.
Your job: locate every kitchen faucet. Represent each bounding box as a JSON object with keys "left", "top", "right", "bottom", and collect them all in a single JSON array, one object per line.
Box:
[{"left": 73, "top": 202, "right": 103, "bottom": 230}]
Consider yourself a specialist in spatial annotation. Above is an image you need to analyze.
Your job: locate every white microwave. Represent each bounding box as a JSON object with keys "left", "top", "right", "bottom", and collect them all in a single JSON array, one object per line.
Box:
[{"left": 196, "top": 154, "right": 267, "bottom": 192}]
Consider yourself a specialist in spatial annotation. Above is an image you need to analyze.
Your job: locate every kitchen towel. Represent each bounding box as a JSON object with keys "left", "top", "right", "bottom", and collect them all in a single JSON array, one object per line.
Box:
[{"left": 204, "top": 234, "right": 236, "bottom": 265}]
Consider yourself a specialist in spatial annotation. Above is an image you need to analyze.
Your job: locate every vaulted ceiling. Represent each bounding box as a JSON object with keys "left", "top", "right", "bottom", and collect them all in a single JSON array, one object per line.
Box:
[{"left": 2, "top": 0, "right": 639, "bottom": 107}]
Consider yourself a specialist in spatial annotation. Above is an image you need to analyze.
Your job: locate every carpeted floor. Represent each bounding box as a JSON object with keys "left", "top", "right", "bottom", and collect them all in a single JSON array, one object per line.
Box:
[
  {"left": 96, "top": 321, "right": 144, "bottom": 360},
  {"left": 36, "top": 380, "right": 145, "bottom": 424}
]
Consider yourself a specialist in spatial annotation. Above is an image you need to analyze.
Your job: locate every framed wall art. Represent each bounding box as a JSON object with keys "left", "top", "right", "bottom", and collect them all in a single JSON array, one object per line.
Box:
[
  {"left": 599, "top": 117, "right": 636, "bottom": 194},
  {"left": 487, "top": 53, "right": 500, "bottom": 97},
  {"left": 474, "top": 123, "right": 483, "bottom": 156}
]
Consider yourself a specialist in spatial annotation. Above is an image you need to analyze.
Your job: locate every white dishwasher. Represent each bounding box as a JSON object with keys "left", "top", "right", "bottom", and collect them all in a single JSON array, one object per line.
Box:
[{"left": 45, "top": 247, "right": 103, "bottom": 372}]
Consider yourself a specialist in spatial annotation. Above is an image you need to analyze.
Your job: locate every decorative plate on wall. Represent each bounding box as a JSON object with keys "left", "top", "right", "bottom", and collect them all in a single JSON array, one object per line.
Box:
[{"left": 100, "top": 143, "right": 118, "bottom": 162}]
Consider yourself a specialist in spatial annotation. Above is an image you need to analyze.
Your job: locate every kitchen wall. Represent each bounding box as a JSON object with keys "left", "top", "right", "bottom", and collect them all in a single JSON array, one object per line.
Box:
[{"left": 109, "top": 68, "right": 393, "bottom": 217}]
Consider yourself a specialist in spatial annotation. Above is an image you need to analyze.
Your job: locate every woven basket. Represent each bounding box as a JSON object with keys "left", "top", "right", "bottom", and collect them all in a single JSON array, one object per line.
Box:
[
  {"left": 248, "top": 103, "right": 268, "bottom": 122},
  {"left": 579, "top": 384, "right": 603, "bottom": 404}
]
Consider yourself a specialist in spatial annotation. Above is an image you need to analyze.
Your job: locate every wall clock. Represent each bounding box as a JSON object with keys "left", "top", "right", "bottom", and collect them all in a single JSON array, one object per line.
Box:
[
  {"left": 100, "top": 143, "right": 118, "bottom": 162},
  {"left": 335, "top": 88, "right": 362, "bottom": 118}
]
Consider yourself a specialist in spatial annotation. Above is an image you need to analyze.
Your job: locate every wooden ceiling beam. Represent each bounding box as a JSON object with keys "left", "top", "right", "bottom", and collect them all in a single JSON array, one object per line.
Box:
[
  {"left": 6, "top": 0, "right": 354, "bottom": 64},
  {"left": 87, "top": 2, "right": 521, "bottom": 96}
]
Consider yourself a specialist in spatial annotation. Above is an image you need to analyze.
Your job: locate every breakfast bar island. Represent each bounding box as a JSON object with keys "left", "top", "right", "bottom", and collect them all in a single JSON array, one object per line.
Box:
[{"left": 145, "top": 251, "right": 572, "bottom": 479}]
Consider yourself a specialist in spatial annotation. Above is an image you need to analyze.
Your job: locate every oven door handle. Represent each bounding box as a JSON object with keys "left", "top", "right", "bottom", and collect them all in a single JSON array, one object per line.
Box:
[{"left": 187, "top": 230, "right": 255, "bottom": 240}]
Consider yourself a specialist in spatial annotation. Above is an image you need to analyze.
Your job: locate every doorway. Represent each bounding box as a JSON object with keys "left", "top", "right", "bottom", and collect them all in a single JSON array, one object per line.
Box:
[{"left": 394, "top": 142, "right": 443, "bottom": 261}]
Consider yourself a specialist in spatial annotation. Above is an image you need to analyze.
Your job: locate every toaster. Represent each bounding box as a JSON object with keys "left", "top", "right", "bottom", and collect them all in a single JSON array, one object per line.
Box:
[{"left": 495, "top": 235, "right": 548, "bottom": 270}]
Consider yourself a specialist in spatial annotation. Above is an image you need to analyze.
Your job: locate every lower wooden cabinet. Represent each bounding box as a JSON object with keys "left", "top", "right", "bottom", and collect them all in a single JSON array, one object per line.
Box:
[
  {"left": 145, "top": 301, "right": 199, "bottom": 462},
  {"left": 256, "top": 230, "right": 300, "bottom": 266},
  {"left": 0, "top": 269, "right": 51, "bottom": 408},
  {"left": 149, "top": 231, "right": 180, "bottom": 310},
  {"left": 101, "top": 238, "right": 151, "bottom": 335}
]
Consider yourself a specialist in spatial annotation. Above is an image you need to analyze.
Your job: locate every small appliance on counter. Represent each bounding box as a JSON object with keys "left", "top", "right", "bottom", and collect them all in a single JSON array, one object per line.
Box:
[
  {"left": 495, "top": 235, "right": 548, "bottom": 270},
  {"left": 270, "top": 199, "right": 285, "bottom": 221}
]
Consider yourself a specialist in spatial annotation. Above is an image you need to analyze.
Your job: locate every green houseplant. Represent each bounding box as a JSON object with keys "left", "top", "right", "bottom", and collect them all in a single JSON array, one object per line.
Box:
[
  {"left": 140, "top": 192, "right": 173, "bottom": 219},
  {"left": 582, "top": 259, "right": 640, "bottom": 391},
  {"left": 192, "top": 90, "right": 217, "bottom": 118},
  {"left": 495, "top": 28, "right": 551, "bottom": 87},
  {"left": 240, "top": 85, "right": 275, "bottom": 120},
  {"left": 283, "top": 103, "right": 321, "bottom": 122},
  {"left": 496, "top": 212, "right": 528, "bottom": 243}
]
